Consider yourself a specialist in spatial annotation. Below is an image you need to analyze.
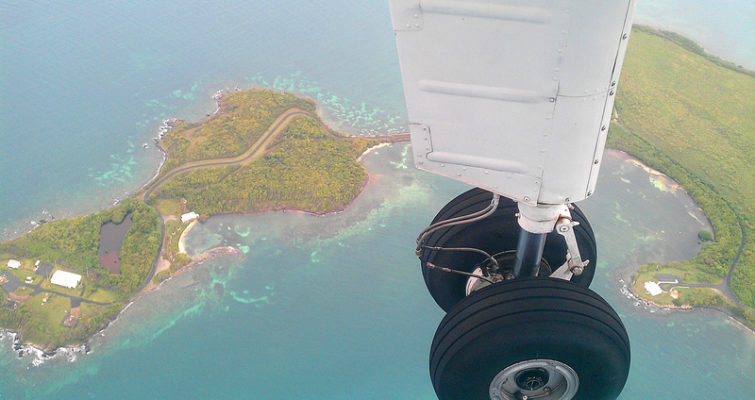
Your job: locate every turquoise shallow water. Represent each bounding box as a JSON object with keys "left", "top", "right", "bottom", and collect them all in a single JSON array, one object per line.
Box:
[
  {"left": 1, "top": 1, "right": 753, "bottom": 399},
  {"left": 635, "top": 0, "right": 755, "bottom": 69}
]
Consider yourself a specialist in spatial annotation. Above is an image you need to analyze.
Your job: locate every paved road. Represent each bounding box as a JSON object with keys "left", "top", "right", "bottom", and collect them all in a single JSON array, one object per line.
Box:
[
  {"left": 2, "top": 273, "right": 114, "bottom": 306},
  {"left": 722, "top": 219, "right": 746, "bottom": 306},
  {"left": 143, "top": 109, "right": 309, "bottom": 201}
]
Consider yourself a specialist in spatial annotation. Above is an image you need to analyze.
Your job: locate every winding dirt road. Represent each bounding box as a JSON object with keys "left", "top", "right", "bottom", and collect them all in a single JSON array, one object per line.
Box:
[{"left": 142, "top": 108, "right": 309, "bottom": 201}]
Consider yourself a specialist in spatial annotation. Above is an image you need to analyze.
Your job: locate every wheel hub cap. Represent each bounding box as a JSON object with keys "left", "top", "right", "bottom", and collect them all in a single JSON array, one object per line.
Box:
[
  {"left": 489, "top": 359, "right": 578, "bottom": 400},
  {"left": 465, "top": 252, "right": 553, "bottom": 296},
  {"left": 515, "top": 367, "right": 549, "bottom": 391}
]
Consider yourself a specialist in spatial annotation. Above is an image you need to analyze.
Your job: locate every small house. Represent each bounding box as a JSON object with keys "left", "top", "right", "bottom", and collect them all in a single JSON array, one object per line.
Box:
[
  {"left": 7, "top": 259, "right": 21, "bottom": 269},
  {"left": 181, "top": 212, "right": 199, "bottom": 223},
  {"left": 50, "top": 270, "right": 82, "bottom": 289}
]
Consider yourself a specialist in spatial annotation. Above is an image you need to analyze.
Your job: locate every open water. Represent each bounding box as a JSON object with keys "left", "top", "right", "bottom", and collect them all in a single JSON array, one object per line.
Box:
[{"left": 1, "top": 1, "right": 753, "bottom": 399}]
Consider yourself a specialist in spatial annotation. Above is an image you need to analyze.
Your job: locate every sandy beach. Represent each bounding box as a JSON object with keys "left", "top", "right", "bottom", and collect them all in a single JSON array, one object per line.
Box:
[{"left": 178, "top": 219, "right": 198, "bottom": 255}]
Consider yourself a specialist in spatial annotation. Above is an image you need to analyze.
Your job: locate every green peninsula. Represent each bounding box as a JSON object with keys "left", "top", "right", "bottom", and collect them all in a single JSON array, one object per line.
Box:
[
  {"left": 610, "top": 26, "right": 755, "bottom": 328},
  {"left": 0, "top": 200, "right": 160, "bottom": 350},
  {"left": 1, "top": 89, "right": 389, "bottom": 350}
]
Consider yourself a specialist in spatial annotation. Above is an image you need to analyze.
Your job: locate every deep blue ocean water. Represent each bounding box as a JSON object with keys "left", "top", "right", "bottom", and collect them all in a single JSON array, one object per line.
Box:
[{"left": 1, "top": 1, "right": 753, "bottom": 399}]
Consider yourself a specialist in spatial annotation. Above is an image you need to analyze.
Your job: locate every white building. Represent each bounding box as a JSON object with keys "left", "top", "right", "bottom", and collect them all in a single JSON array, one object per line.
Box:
[
  {"left": 7, "top": 259, "right": 21, "bottom": 269},
  {"left": 644, "top": 281, "right": 663, "bottom": 297},
  {"left": 50, "top": 270, "right": 82, "bottom": 289},
  {"left": 181, "top": 212, "right": 199, "bottom": 223}
]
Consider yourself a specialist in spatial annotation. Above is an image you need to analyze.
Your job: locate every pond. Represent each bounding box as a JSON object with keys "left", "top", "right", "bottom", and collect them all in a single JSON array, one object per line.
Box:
[{"left": 97, "top": 213, "right": 133, "bottom": 274}]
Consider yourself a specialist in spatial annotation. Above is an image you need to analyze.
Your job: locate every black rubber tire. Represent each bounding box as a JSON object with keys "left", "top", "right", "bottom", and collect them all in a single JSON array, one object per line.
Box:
[
  {"left": 419, "top": 188, "right": 596, "bottom": 312},
  {"left": 430, "top": 278, "right": 630, "bottom": 400}
]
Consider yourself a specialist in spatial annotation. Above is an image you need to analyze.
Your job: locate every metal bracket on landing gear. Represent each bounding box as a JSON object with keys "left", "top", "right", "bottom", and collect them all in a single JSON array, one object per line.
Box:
[{"left": 550, "top": 210, "right": 590, "bottom": 281}]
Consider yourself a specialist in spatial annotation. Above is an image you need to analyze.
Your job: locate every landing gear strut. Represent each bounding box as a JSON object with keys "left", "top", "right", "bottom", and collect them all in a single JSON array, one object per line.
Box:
[
  {"left": 417, "top": 188, "right": 597, "bottom": 312},
  {"left": 418, "top": 189, "right": 630, "bottom": 399}
]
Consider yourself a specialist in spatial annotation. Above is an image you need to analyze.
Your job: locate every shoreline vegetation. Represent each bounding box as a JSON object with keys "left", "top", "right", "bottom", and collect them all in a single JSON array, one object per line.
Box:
[
  {"left": 0, "top": 200, "right": 161, "bottom": 351},
  {"left": 0, "top": 26, "right": 752, "bottom": 355},
  {"left": 0, "top": 88, "right": 403, "bottom": 353},
  {"left": 610, "top": 25, "right": 754, "bottom": 329}
]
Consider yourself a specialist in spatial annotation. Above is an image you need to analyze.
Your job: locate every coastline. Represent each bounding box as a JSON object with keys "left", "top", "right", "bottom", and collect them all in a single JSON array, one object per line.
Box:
[
  {"left": 145, "top": 140, "right": 393, "bottom": 283},
  {"left": 356, "top": 142, "right": 391, "bottom": 162},
  {"left": 131, "top": 246, "right": 241, "bottom": 303},
  {"left": 0, "top": 330, "right": 88, "bottom": 367},
  {"left": 131, "top": 130, "right": 394, "bottom": 296},
  {"left": 0, "top": 124, "right": 732, "bottom": 362},
  {"left": 138, "top": 89, "right": 224, "bottom": 194},
  {"left": 606, "top": 148, "right": 753, "bottom": 334},
  {"left": 6, "top": 22, "right": 752, "bottom": 358},
  {"left": 177, "top": 219, "right": 198, "bottom": 255},
  {"left": 607, "top": 149, "right": 706, "bottom": 213},
  {"left": 2, "top": 245, "right": 244, "bottom": 367},
  {"left": 0, "top": 92, "right": 229, "bottom": 363},
  {"left": 619, "top": 275, "right": 755, "bottom": 334},
  {"left": 3, "top": 92, "right": 404, "bottom": 364}
]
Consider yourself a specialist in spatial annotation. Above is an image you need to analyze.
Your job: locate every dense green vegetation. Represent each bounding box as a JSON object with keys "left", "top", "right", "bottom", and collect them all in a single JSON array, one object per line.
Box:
[
  {"left": 1, "top": 201, "right": 160, "bottom": 297},
  {"left": 1, "top": 200, "right": 160, "bottom": 297},
  {"left": 153, "top": 270, "right": 171, "bottom": 284},
  {"left": 612, "top": 26, "right": 754, "bottom": 319},
  {"left": 0, "top": 294, "right": 124, "bottom": 350},
  {"left": 0, "top": 200, "right": 160, "bottom": 348},
  {"left": 151, "top": 115, "right": 377, "bottom": 214},
  {"left": 153, "top": 89, "right": 316, "bottom": 184},
  {"left": 698, "top": 230, "right": 713, "bottom": 242}
]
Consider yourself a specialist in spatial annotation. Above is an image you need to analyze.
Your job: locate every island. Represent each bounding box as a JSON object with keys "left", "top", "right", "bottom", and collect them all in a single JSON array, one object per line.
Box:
[
  {"left": 0, "top": 88, "right": 403, "bottom": 351},
  {"left": 1, "top": 26, "right": 753, "bottom": 353}
]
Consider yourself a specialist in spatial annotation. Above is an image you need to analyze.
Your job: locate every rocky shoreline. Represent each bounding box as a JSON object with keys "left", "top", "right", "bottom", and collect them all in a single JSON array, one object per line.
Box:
[{"left": 0, "top": 329, "right": 88, "bottom": 368}]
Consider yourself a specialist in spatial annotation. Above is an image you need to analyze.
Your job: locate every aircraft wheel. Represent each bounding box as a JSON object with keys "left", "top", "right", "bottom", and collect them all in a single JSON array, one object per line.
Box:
[
  {"left": 418, "top": 188, "right": 596, "bottom": 312},
  {"left": 430, "top": 278, "right": 630, "bottom": 400}
]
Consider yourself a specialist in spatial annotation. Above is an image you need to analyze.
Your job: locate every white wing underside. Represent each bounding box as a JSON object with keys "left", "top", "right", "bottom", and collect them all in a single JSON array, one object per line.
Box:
[{"left": 390, "top": 0, "right": 638, "bottom": 205}]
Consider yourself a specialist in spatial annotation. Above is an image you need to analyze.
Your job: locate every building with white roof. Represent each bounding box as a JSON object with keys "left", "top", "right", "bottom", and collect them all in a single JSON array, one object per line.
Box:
[
  {"left": 50, "top": 270, "right": 82, "bottom": 289},
  {"left": 644, "top": 281, "right": 663, "bottom": 297},
  {"left": 7, "top": 259, "right": 21, "bottom": 269},
  {"left": 181, "top": 212, "right": 199, "bottom": 223}
]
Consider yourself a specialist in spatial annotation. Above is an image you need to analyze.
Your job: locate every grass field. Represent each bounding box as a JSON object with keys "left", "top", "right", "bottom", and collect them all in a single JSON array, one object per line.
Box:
[
  {"left": 154, "top": 198, "right": 182, "bottom": 217},
  {"left": 611, "top": 26, "right": 754, "bottom": 324},
  {"left": 82, "top": 287, "right": 119, "bottom": 303},
  {"left": 17, "top": 293, "right": 71, "bottom": 348}
]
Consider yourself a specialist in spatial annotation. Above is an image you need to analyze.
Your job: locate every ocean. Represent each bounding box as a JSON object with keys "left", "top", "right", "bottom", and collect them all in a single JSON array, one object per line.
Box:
[{"left": 0, "top": 1, "right": 753, "bottom": 399}]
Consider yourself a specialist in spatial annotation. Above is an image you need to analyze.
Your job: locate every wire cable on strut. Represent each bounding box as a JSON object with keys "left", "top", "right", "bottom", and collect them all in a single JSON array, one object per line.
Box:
[
  {"left": 415, "top": 193, "right": 500, "bottom": 253},
  {"left": 425, "top": 262, "right": 495, "bottom": 284},
  {"left": 419, "top": 245, "right": 500, "bottom": 273}
]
